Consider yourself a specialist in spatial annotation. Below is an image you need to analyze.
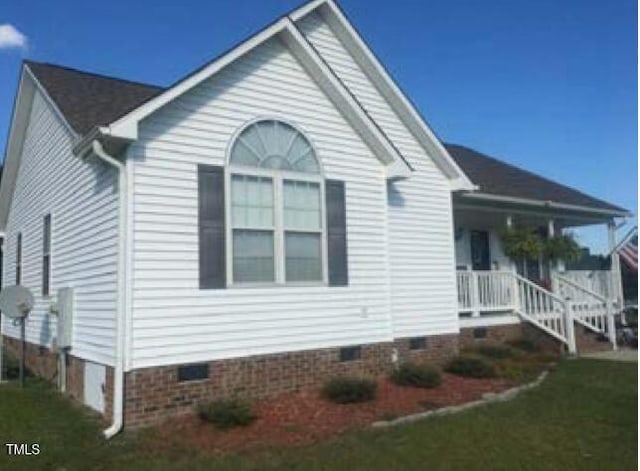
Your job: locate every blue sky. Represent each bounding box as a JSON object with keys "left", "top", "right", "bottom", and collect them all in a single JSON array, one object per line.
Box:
[{"left": 0, "top": 0, "right": 636, "bottom": 252}]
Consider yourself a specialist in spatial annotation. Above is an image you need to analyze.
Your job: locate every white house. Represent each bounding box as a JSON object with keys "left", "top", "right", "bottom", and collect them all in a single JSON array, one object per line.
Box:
[{"left": 0, "top": 0, "right": 630, "bottom": 435}]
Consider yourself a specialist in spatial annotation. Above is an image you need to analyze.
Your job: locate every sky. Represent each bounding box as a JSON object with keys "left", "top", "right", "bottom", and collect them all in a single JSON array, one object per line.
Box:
[{"left": 0, "top": 0, "right": 637, "bottom": 253}]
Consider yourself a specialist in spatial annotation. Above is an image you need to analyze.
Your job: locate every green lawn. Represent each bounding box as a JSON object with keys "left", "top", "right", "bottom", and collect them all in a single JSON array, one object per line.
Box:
[{"left": 0, "top": 359, "right": 637, "bottom": 470}]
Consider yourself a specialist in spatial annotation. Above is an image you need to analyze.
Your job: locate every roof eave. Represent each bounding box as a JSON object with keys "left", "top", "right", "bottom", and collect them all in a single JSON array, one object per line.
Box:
[{"left": 458, "top": 191, "right": 632, "bottom": 219}]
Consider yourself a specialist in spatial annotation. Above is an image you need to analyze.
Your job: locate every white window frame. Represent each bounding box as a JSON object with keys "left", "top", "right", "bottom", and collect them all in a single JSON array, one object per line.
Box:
[{"left": 225, "top": 119, "right": 327, "bottom": 287}]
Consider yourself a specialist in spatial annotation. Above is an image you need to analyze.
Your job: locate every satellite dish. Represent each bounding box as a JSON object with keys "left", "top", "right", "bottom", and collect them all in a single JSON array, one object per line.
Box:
[{"left": 0, "top": 286, "right": 34, "bottom": 319}]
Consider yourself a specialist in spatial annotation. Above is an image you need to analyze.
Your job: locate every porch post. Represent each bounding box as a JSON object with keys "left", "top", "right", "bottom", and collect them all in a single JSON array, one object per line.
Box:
[
  {"left": 608, "top": 222, "right": 623, "bottom": 305},
  {"left": 548, "top": 219, "right": 560, "bottom": 293},
  {"left": 564, "top": 300, "right": 577, "bottom": 355},
  {"left": 607, "top": 221, "right": 624, "bottom": 321},
  {"left": 470, "top": 271, "right": 480, "bottom": 317}
]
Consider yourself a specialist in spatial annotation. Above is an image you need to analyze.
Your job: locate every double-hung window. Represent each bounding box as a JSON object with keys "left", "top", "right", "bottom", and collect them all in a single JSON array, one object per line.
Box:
[{"left": 227, "top": 120, "right": 325, "bottom": 286}]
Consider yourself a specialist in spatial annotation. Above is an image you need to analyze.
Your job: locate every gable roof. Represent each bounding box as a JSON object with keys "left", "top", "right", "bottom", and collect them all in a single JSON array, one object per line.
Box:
[
  {"left": 25, "top": 61, "right": 163, "bottom": 135},
  {"left": 446, "top": 144, "right": 629, "bottom": 215}
]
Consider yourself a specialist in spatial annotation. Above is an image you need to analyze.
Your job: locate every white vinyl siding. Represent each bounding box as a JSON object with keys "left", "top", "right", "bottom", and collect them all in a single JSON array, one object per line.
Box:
[
  {"left": 1, "top": 89, "right": 118, "bottom": 365},
  {"left": 297, "top": 12, "right": 459, "bottom": 337},
  {"left": 129, "top": 37, "right": 392, "bottom": 369}
]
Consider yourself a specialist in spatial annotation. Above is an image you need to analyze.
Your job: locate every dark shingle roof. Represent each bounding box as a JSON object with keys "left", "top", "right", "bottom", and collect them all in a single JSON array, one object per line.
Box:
[
  {"left": 25, "top": 61, "right": 164, "bottom": 135},
  {"left": 446, "top": 143, "right": 627, "bottom": 213},
  {"left": 23, "top": 61, "right": 627, "bottom": 215}
]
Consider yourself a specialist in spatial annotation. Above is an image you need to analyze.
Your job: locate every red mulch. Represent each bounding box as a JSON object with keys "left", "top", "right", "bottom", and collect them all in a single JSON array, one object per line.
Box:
[{"left": 149, "top": 373, "right": 510, "bottom": 452}]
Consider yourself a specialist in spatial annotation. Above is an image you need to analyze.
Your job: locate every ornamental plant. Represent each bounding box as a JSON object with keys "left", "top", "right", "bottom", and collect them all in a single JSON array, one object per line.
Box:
[
  {"left": 500, "top": 227, "right": 582, "bottom": 263},
  {"left": 197, "top": 398, "right": 256, "bottom": 429},
  {"left": 390, "top": 362, "right": 442, "bottom": 388},
  {"left": 499, "top": 227, "right": 544, "bottom": 260},
  {"left": 322, "top": 377, "right": 377, "bottom": 404},
  {"left": 543, "top": 233, "right": 581, "bottom": 262}
]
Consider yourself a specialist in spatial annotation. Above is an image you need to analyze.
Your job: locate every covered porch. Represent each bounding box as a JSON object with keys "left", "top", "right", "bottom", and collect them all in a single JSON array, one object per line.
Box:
[{"left": 452, "top": 193, "right": 627, "bottom": 353}]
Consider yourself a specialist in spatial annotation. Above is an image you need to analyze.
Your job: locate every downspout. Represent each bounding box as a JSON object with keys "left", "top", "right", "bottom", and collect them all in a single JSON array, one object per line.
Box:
[{"left": 87, "top": 140, "right": 127, "bottom": 439}]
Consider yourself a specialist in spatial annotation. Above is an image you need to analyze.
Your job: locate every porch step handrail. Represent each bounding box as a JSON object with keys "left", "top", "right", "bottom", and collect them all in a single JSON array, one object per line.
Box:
[
  {"left": 554, "top": 274, "right": 616, "bottom": 348},
  {"left": 513, "top": 274, "right": 574, "bottom": 351},
  {"left": 555, "top": 274, "right": 607, "bottom": 302}
]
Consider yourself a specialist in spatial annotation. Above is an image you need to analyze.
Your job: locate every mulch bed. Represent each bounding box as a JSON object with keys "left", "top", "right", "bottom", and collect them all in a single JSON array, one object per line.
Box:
[{"left": 149, "top": 373, "right": 511, "bottom": 452}]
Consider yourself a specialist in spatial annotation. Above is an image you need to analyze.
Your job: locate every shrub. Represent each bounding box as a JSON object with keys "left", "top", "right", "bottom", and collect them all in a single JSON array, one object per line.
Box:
[
  {"left": 506, "top": 339, "right": 540, "bottom": 353},
  {"left": 322, "top": 377, "right": 377, "bottom": 404},
  {"left": 446, "top": 355, "right": 497, "bottom": 379},
  {"left": 472, "top": 345, "right": 515, "bottom": 359},
  {"left": 390, "top": 362, "right": 442, "bottom": 388},
  {"left": 197, "top": 398, "right": 256, "bottom": 429}
]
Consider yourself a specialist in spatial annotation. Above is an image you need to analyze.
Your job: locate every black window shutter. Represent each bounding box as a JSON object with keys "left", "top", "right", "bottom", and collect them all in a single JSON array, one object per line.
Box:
[
  {"left": 198, "top": 165, "right": 225, "bottom": 289},
  {"left": 325, "top": 180, "right": 348, "bottom": 286}
]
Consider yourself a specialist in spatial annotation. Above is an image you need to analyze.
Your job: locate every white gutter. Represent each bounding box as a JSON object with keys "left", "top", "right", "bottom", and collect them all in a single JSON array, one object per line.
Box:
[{"left": 83, "top": 140, "right": 127, "bottom": 439}]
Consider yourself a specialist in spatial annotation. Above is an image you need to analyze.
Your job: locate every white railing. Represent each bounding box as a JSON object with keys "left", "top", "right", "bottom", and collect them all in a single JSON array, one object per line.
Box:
[
  {"left": 457, "top": 270, "right": 576, "bottom": 352},
  {"left": 515, "top": 274, "right": 571, "bottom": 346},
  {"left": 456, "top": 271, "right": 473, "bottom": 311},
  {"left": 456, "top": 269, "right": 620, "bottom": 352},
  {"left": 456, "top": 270, "right": 516, "bottom": 314},
  {"left": 561, "top": 270, "right": 613, "bottom": 300},
  {"left": 476, "top": 271, "right": 517, "bottom": 310},
  {"left": 556, "top": 275, "right": 616, "bottom": 347}
]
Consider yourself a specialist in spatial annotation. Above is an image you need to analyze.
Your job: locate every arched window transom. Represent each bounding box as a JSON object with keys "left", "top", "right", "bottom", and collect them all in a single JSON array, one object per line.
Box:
[
  {"left": 230, "top": 120, "right": 320, "bottom": 174},
  {"left": 227, "top": 120, "right": 325, "bottom": 286}
]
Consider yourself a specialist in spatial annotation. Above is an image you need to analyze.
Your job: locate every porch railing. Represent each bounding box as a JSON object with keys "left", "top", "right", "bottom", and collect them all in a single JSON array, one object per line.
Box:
[
  {"left": 555, "top": 275, "right": 616, "bottom": 347},
  {"left": 457, "top": 270, "right": 517, "bottom": 314},
  {"left": 560, "top": 270, "right": 613, "bottom": 300},
  {"left": 456, "top": 269, "right": 619, "bottom": 353}
]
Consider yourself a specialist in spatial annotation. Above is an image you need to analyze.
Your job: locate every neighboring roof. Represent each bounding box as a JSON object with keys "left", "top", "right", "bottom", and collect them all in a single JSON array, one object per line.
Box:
[
  {"left": 446, "top": 143, "right": 628, "bottom": 214},
  {"left": 25, "top": 60, "right": 163, "bottom": 135}
]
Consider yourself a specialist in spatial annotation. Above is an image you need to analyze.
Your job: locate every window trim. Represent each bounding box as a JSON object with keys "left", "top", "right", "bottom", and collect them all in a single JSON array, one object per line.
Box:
[{"left": 225, "top": 118, "right": 327, "bottom": 287}]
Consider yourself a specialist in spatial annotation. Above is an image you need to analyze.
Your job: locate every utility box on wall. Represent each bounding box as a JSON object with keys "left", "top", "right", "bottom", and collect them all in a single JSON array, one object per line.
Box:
[{"left": 56, "top": 288, "right": 74, "bottom": 349}]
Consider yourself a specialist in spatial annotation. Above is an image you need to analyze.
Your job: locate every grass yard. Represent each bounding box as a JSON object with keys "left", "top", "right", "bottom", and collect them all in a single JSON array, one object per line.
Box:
[{"left": 0, "top": 359, "right": 636, "bottom": 470}]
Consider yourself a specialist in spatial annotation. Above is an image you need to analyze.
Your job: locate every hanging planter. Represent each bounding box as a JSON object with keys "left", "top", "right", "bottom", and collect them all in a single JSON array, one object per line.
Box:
[
  {"left": 500, "top": 227, "right": 582, "bottom": 263},
  {"left": 543, "top": 233, "right": 581, "bottom": 262},
  {"left": 499, "top": 227, "right": 544, "bottom": 261}
]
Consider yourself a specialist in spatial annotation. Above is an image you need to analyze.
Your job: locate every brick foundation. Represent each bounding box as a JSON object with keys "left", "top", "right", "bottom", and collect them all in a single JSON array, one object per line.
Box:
[
  {"left": 575, "top": 324, "right": 613, "bottom": 353},
  {"left": 124, "top": 334, "right": 459, "bottom": 429},
  {"left": 459, "top": 323, "right": 524, "bottom": 349},
  {"left": 7, "top": 322, "right": 581, "bottom": 430}
]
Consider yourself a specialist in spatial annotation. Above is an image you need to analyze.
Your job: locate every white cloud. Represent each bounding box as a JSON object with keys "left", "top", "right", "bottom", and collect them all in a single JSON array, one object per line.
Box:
[{"left": 0, "top": 24, "right": 28, "bottom": 50}]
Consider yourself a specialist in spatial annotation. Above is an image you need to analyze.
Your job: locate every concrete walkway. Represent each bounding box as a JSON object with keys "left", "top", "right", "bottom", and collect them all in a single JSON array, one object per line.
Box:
[{"left": 581, "top": 349, "right": 638, "bottom": 363}]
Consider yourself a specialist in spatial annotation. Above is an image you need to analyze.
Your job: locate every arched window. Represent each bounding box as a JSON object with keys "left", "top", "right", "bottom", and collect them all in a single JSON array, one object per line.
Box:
[
  {"left": 227, "top": 120, "right": 325, "bottom": 285},
  {"left": 230, "top": 120, "right": 320, "bottom": 174}
]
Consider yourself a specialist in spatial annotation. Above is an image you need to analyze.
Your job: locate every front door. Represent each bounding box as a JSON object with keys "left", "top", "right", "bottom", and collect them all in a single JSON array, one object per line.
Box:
[{"left": 470, "top": 230, "right": 491, "bottom": 271}]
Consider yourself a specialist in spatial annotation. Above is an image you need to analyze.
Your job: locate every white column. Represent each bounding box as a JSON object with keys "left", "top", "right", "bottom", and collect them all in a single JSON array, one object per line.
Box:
[{"left": 548, "top": 219, "right": 559, "bottom": 292}]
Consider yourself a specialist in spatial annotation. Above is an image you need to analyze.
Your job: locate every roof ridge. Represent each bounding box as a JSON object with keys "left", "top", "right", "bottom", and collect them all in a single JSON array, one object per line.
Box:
[{"left": 24, "top": 60, "right": 165, "bottom": 91}]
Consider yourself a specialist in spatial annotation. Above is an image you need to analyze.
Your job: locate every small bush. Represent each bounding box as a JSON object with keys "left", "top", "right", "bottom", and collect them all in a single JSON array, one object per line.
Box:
[
  {"left": 322, "top": 377, "right": 377, "bottom": 404},
  {"left": 197, "top": 398, "right": 256, "bottom": 429},
  {"left": 446, "top": 355, "right": 496, "bottom": 379},
  {"left": 472, "top": 345, "right": 515, "bottom": 359},
  {"left": 506, "top": 339, "right": 540, "bottom": 353},
  {"left": 390, "top": 362, "right": 442, "bottom": 388}
]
